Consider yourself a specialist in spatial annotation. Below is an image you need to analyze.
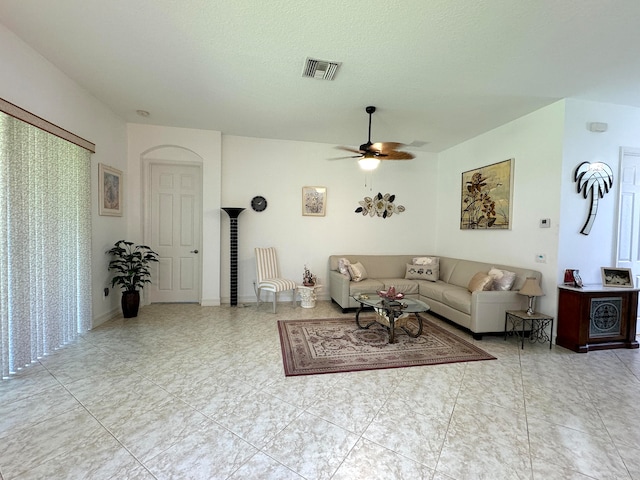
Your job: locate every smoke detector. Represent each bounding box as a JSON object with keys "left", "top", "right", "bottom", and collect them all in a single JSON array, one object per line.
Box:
[{"left": 302, "top": 57, "right": 341, "bottom": 81}]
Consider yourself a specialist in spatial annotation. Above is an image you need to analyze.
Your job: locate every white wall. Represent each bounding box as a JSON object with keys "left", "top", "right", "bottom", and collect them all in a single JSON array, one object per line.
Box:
[
  {"left": 0, "top": 23, "right": 128, "bottom": 327},
  {"left": 436, "top": 101, "right": 566, "bottom": 316},
  {"left": 558, "top": 99, "right": 640, "bottom": 284},
  {"left": 221, "top": 135, "right": 439, "bottom": 304}
]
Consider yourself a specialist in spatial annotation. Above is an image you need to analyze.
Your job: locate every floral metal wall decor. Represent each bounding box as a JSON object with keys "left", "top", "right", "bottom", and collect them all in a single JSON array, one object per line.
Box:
[
  {"left": 355, "top": 192, "right": 405, "bottom": 218},
  {"left": 574, "top": 161, "right": 613, "bottom": 235},
  {"left": 460, "top": 158, "right": 513, "bottom": 230}
]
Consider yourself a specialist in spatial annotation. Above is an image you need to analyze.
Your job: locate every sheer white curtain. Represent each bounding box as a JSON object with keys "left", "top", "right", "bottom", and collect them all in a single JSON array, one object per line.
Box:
[{"left": 0, "top": 112, "right": 92, "bottom": 378}]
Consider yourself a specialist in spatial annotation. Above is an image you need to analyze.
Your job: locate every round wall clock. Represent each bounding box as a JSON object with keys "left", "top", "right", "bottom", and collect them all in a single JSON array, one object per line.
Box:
[{"left": 251, "top": 195, "right": 267, "bottom": 212}]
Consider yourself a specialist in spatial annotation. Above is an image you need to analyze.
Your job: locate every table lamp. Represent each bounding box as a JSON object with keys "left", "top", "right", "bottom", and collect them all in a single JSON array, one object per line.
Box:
[{"left": 519, "top": 277, "right": 544, "bottom": 316}]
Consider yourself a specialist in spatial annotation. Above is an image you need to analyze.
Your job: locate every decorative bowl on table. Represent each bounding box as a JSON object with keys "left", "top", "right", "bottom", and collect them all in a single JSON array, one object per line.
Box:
[{"left": 377, "top": 289, "right": 404, "bottom": 300}]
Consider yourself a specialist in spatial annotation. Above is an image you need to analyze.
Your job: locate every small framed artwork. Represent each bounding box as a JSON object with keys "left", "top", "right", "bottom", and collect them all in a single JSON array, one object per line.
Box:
[
  {"left": 601, "top": 267, "right": 634, "bottom": 288},
  {"left": 302, "top": 186, "right": 326, "bottom": 216},
  {"left": 98, "top": 163, "right": 123, "bottom": 216}
]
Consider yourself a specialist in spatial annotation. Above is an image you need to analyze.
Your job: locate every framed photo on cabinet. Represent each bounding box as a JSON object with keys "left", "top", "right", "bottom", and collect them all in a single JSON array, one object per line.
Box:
[{"left": 601, "top": 267, "right": 634, "bottom": 288}]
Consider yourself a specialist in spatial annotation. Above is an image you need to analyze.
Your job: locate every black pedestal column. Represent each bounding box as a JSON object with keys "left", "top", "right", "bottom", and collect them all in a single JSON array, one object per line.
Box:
[{"left": 222, "top": 207, "right": 245, "bottom": 306}]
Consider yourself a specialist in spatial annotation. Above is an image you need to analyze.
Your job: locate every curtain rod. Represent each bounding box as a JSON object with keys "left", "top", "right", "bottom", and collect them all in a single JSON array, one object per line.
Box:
[{"left": 0, "top": 97, "right": 96, "bottom": 153}]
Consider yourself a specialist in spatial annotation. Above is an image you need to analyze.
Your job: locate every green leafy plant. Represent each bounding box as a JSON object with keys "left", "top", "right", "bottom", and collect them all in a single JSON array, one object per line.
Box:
[{"left": 106, "top": 240, "right": 159, "bottom": 292}]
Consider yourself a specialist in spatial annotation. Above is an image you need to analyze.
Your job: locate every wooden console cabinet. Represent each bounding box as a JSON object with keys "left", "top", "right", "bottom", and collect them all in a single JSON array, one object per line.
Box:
[{"left": 556, "top": 284, "right": 639, "bottom": 353}]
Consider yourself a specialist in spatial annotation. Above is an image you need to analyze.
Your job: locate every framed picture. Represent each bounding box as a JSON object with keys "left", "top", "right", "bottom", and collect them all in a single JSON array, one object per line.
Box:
[
  {"left": 601, "top": 267, "right": 634, "bottom": 288},
  {"left": 460, "top": 158, "right": 513, "bottom": 230},
  {"left": 302, "top": 186, "right": 326, "bottom": 216},
  {"left": 98, "top": 163, "right": 123, "bottom": 216}
]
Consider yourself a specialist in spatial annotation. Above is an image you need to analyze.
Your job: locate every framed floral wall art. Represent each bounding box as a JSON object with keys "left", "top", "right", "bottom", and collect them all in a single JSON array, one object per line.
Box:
[
  {"left": 302, "top": 186, "right": 326, "bottom": 216},
  {"left": 460, "top": 158, "right": 513, "bottom": 230},
  {"left": 99, "top": 163, "right": 123, "bottom": 216}
]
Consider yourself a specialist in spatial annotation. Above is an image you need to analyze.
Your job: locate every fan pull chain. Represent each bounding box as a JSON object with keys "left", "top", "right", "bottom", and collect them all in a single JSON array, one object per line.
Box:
[{"left": 364, "top": 172, "right": 374, "bottom": 191}]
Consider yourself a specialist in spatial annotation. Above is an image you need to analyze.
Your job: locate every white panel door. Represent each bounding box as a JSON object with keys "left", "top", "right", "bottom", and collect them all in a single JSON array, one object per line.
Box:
[
  {"left": 616, "top": 148, "right": 640, "bottom": 331},
  {"left": 148, "top": 163, "right": 201, "bottom": 303}
]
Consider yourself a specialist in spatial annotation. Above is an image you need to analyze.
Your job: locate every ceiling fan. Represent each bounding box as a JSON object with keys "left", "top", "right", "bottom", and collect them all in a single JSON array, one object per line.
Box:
[{"left": 335, "top": 106, "right": 415, "bottom": 170}]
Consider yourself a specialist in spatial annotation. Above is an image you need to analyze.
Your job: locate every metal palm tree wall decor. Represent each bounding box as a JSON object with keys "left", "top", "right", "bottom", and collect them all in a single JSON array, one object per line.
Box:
[{"left": 574, "top": 161, "right": 613, "bottom": 235}]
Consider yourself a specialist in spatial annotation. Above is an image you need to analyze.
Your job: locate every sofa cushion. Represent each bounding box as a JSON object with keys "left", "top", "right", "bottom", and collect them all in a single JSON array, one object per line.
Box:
[
  {"left": 442, "top": 287, "right": 472, "bottom": 314},
  {"left": 348, "top": 262, "right": 368, "bottom": 282},
  {"left": 489, "top": 267, "right": 517, "bottom": 291},
  {"left": 379, "top": 278, "right": 419, "bottom": 295},
  {"left": 338, "top": 258, "right": 352, "bottom": 278},
  {"left": 417, "top": 280, "right": 450, "bottom": 303},
  {"left": 405, "top": 261, "right": 439, "bottom": 282},
  {"left": 413, "top": 256, "right": 438, "bottom": 266},
  {"left": 468, "top": 272, "right": 493, "bottom": 292},
  {"left": 349, "top": 278, "right": 384, "bottom": 296}
]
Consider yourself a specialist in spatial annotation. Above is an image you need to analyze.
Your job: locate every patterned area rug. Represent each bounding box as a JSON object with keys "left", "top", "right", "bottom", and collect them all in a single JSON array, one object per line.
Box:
[{"left": 277, "top": 316, "right": 496, "bottom": 376}]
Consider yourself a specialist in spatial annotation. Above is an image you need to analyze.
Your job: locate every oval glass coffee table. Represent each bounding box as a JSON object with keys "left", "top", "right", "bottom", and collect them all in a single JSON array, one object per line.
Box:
[{"left": 351, "top": 293, "right": 430, "bottom": 343}]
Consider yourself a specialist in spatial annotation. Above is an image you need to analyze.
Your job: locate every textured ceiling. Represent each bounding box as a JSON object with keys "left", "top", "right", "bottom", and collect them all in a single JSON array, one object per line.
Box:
[{"left": 2, "top": 0, "right": 640, "bottom": 152}]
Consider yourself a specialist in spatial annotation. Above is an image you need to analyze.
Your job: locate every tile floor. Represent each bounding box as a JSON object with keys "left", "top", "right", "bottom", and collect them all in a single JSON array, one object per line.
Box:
[{"left": 1, "top": 301, "right": 640, "bottom": 480}]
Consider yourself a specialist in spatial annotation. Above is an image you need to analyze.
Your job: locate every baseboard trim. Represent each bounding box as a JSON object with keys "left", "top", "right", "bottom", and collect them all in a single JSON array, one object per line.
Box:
[
  {"left": 91, "top": 308, "right": 120, "bottom": 329},
  {"left": 201, "top": 298, "right": 221, "bottom": 307}
]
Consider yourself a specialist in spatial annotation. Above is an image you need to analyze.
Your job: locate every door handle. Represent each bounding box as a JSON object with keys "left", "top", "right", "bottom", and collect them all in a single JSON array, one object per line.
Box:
[{"left": 190, "top": 249, "right": 199, "bottom": 254}]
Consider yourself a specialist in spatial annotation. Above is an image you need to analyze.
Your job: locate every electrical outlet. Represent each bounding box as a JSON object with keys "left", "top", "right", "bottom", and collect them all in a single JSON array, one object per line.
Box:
[{"left": 535, "top": 254, "right": 546, "bottom": 263}]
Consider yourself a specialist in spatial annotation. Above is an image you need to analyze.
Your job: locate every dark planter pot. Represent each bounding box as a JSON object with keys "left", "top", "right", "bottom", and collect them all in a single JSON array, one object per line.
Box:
[{"left": 121, "top": 291, "right": 140, "bottom": 318}]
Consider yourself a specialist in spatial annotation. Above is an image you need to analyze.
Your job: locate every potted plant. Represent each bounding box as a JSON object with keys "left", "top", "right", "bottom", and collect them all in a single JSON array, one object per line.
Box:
[
  {"left": 302, "top": 265, "right": 317, "bottom": 286},
  {"left": 106, "top": 240, "right": 159, "bottom": 318}
]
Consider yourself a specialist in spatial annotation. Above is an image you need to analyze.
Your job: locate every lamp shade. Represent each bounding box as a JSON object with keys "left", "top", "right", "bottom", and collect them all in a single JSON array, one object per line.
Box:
[
  {"left": 358, "top": 157, "right": 380, "bottom": 171},
  {"left": 519, "top": 277, "right": 544, "bottom": 297}
]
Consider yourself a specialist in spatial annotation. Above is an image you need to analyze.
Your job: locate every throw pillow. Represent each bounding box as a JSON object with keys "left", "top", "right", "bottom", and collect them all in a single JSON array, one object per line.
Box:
[
  {"left": 348, "top": 262, "right": 368, "bottom": 282},
  {"left": 405, "top": 263, "right": 439, "bottom": 282},
  {"left": 488, "top": 267, "right": 517, "bottom": 291},
  {"left": 338, "top": 258, "right": 351, "bottom": 278},
  {"left": 413, "top": 256, "right": 438, "bottom": 266},
  {"left": 468, "top": 272, "right": 494, "bottom": 292}
]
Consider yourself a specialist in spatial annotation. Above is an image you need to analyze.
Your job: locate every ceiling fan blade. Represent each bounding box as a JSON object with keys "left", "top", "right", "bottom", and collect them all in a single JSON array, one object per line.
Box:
[
  {"left": 328, "top": 155, "right": 363, "bottom": 160},
  {"left": 370, "top": 142, "right": 405, "bottom": 154},
  {"left": 336, "top": 146, "right": 364, "bottom": 155},
  {"left": 381, "top": 150, "right": 415, "bottom": 160}
]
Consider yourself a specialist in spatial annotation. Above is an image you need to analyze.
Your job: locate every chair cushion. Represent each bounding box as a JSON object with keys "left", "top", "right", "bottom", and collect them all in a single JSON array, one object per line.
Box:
[{"left": 259, "top": 278, "right": 296, "bottom": 291}]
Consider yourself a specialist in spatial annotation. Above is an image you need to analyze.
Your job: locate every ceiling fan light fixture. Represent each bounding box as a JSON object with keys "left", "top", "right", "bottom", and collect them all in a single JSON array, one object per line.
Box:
[{"left": 358, "top": 158, "right": 380, "bottom": 170}]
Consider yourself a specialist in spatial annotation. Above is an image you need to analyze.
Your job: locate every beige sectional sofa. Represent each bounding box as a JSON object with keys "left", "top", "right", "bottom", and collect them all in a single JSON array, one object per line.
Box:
[{"left": 329, "top": 254, "right": 542, "bottom": 339}]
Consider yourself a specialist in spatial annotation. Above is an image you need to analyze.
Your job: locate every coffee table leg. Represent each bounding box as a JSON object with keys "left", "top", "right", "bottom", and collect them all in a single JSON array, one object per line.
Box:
[
  {"left": 389, "top": 314, "right": 396, "bottom": 343},
  {"left": 355, "top": 304, "right": 376, "bottom": 329},
  {"left": 402, "top": 313, "right": 424, "bottom": 338}
]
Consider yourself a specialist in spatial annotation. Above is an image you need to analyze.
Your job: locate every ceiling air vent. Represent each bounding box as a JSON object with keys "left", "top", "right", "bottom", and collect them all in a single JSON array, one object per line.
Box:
[{"left": 302, "top": 57, "right": 341, "bottom": 81}]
